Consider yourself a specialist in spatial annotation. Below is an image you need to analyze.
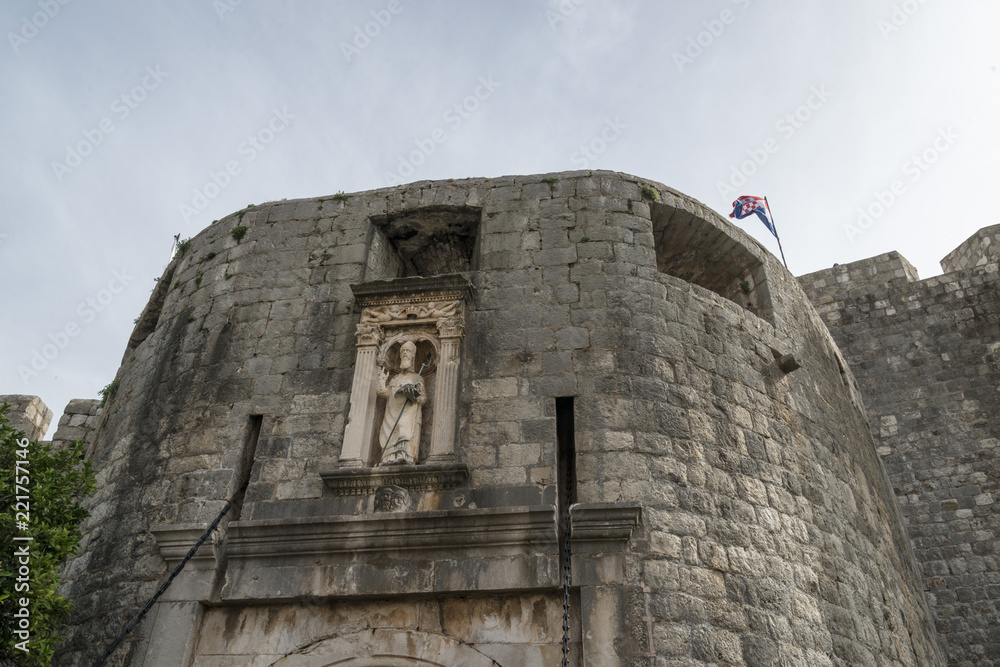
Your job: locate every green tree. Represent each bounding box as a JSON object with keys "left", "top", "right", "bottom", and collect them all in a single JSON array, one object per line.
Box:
[{"left": 0, "top": 404, "right": 96, "bottom": 665}]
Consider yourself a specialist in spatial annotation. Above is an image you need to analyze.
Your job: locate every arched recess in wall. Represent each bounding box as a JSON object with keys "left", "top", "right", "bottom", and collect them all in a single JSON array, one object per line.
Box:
[
  {"left": 650, "top": 200, "right": 774, "bottom": 323},
  {"left": 365, "top": 205, "right": 482, "bottom": 280},
  {"left": 268, "top": 628, "right": 500, "bottom": 667}
]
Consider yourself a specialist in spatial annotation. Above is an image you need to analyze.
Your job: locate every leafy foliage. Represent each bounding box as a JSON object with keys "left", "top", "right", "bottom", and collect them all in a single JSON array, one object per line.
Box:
[
  {"left": 98, "top": 379, "right": 119, "bottom": 407},
  {"left": 173, "top": 237, "right": 192, "bottom": 258},
  {"left": 0, "top": 405, "right": 96, "bottom": 665}
]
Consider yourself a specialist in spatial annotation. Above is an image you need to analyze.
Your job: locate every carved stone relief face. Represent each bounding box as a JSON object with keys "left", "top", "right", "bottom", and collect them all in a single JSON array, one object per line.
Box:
[{"left": 373, "top": 485, "right": 411, "bottom": 512}]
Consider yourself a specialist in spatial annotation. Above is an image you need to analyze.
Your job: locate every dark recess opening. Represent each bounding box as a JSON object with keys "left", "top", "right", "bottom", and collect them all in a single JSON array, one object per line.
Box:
[
  {"left": 367, "top": 205, "right": 481, "bottom": 279},
  {"left": 231, "top": 415, "right": 262, "bottom": 521},
  {"left": 650, "top": 201, "right": 773, "bottom": 322},
  {"left": 556, "top": 397, "right": 577, "bottom": 560}
]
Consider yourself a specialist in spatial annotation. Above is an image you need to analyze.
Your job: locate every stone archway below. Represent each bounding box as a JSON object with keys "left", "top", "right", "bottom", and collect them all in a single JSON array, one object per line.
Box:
[{"left": 268, "top": 628, "right": 500, "bottom": 667}]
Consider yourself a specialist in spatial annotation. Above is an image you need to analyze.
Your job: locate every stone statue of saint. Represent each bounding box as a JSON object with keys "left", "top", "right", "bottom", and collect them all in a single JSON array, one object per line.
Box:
[{"left": 376, "top": 340, "right": 427, "bottom": 465}]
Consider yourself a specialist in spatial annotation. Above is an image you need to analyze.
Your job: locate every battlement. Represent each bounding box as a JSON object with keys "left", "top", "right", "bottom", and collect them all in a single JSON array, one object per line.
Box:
[
  {"left": 0, "top": 394, "right": 53, "bottom": 441},
  {"left": 0, "top": 394, "right": 102, "bottom": 450},
  {"left": 799, "top": 251, "right": 919, "bottom": 300},
  {"left": 798, "top": 224, "right": 1000, "bottom": 665},
  {"left": 940, "top": 222, "right": 1000, "bottom": 273}
]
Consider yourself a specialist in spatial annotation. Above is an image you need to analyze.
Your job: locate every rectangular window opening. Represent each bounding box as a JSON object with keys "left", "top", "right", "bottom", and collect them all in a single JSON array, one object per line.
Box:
[
  {"left": 556, "top": 397, "right": 577, "bottom": 562},
  {"left": 231, "top": 414, "right": 263, "bottom": 521}
]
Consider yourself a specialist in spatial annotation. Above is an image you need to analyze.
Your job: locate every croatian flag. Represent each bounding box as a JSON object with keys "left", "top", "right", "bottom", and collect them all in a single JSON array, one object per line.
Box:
[{"left": 730, "top": 195, "right": 776, "bottom": 238}]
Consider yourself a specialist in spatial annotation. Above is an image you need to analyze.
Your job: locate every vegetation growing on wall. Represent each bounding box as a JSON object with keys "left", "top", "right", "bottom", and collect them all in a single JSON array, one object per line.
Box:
[{"left": 0, "top": 405, "right": 95, "bottom": 666}]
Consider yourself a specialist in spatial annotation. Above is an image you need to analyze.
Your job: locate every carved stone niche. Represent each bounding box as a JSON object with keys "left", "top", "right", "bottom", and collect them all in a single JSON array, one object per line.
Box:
[{"left": 338, "top": 275, "right": 473, "bottom": 473}]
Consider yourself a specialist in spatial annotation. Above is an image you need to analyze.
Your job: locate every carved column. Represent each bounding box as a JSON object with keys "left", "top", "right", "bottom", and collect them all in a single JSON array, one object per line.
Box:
[
  {"left": 428, "top": 316, "right": 464, "bottom": 462},
  {"left": 340, "top": 323, "right": 383, "bottom": 467}
]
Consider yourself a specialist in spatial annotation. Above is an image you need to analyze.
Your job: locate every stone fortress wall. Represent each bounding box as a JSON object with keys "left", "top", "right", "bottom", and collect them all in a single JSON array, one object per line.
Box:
[
  {"left": 0, "top": 394, "right": 101, "bottom": 450},
  {"left": 801, "top": 224, "right": 1000, "bottom": 667},
  {"left": 5, "top": 171, "right": 956, "bottom": 665}
]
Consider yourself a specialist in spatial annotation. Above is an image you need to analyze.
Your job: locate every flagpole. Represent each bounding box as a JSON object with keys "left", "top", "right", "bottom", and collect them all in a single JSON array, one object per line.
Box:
[{"left": 763, "top": 197, "right": 788, "bottom": 270}]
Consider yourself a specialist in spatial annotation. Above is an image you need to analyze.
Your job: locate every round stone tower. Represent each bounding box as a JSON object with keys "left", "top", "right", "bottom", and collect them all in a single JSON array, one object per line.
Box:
[{"left": 58, "top": 172, "right": 944, "bottom": 666}]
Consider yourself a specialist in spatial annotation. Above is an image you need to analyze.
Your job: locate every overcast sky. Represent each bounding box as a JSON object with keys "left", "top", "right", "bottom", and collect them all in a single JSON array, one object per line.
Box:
[{"left": 2, "top": 1, "right": 997, "bottom": 437}]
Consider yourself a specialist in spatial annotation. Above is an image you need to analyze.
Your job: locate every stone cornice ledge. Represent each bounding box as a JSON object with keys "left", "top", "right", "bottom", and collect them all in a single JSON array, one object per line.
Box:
[
  {"left": 351, "top": 274, "right": 475, "bottom": 304},
  {"left": 228, "top": 504, "right": 556, "bottom": 559},
  {"left": 569, "top": 502, "right": 642, "bottom": 586},
  {"left": 221, "top": 505, "right": 560, "bottom": 599},
  {"left": 149, "top": 523, "right": 219, "bottom": 568},
  {"left": 570, "top": 502, "right": 642, "bottom": 550},
  {"left": 320, "top": 463, "right": 469, "bottom": 495}
]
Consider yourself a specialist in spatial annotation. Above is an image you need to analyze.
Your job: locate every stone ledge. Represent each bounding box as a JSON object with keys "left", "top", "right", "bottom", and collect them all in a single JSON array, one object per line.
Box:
[
  {"left": 570, "top": 501, "right": 642, "bottom": 547},
  {"left": 149, "top": 523, "right": 219, "bottom": 568},
  {"left": 320, "top": 462, "right": 469, "bottom": 495},
  {"left": 221, "top": 505, "right": 560, "bottom": 600},
  {"left": 570, "top": 502, "right": 642, "bottom": 587},
  {"left": 351, "top": 274, "right": 475, "bottom": 305},
  {"left": 228, "top": 504, "right": 555, "bottom": 559}
]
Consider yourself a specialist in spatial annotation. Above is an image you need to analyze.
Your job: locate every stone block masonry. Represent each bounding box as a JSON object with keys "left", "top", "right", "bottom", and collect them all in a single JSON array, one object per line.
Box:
[
  {"left": 940, "top": 222, "right": 1000, "bottom": 274},
  {"left": 0, "top": 394, "right": 53, "bottom": 441},
  {"left": 802, "top": 233, "right": 1000, "bottom": 667},
  {"left": 33, "top": 171, "right": 947, "bottom": 666}
]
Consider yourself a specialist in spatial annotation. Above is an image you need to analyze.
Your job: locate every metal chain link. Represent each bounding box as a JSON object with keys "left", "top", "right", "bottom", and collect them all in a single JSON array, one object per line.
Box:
[{"left": 561, "top": 520, "right": 571, "bottom": 666}]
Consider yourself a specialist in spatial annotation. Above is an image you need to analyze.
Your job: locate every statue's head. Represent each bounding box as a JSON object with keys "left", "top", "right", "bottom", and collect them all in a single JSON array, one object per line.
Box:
[{"left": 399, "top": 340, "right": 417, "bottom": 370}]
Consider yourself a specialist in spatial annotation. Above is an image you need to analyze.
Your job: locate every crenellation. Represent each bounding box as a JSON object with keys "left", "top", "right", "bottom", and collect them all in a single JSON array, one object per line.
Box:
[
  {"left": 1, "top": 394, "right": 54, "bottom": 442},
  {"left": 799, "top": 226, "right": 1000, "bottom": 666},
  {"left": 940, "top": 223, "right": 1000, "bottom": 273}
]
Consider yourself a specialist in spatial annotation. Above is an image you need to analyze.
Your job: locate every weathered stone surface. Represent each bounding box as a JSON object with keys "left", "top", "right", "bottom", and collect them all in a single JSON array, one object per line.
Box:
[
  {"left": 44, "top": 172, "right": 948, "bottom": 666},
  {"left": 940, "top": 222, "right": 1000, "bottom": 273},
  {"left": 0, "top": 394, "right": 53, "bottom": 441},
  {"left": 801, "top": 237, "right": 1000, "bottom": 667}
]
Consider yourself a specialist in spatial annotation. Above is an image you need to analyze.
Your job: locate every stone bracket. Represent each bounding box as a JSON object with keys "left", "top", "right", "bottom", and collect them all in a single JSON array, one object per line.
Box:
[
  {"left": 568, "top": 502, "right": 642, "bottom": 666},
  {"left": 570, "top": 501, "right": 641, "bottom": 547},
  {"left": 319, "top": 462, "right": 469, "bottom": 496},
  {"left": 149, "top": 523, "right": 224, "bottom": 605},
  {"left": 150, "top": 523, "right": 220, "bottom": 569},
  {"left": 570, "top": 502, "right": 641, "bottom": 587}
]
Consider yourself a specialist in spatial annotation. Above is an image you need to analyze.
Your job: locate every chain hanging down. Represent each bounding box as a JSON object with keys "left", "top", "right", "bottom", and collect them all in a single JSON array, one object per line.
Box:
[{"left": 561, "top": 517, "right": 572, "bottom": 666}]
